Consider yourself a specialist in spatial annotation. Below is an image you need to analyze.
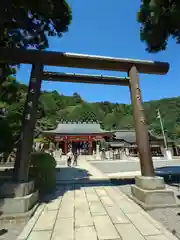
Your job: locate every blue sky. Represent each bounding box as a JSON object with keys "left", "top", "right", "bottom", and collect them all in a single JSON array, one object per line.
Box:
[{"left": 16, "top": 0, "right": 180, "bottom": 104}]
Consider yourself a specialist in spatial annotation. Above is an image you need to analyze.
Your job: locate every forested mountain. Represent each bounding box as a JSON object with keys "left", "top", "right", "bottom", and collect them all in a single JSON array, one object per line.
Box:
[{"left": 0, "top": 78, "right": 180, "bottom": 154}]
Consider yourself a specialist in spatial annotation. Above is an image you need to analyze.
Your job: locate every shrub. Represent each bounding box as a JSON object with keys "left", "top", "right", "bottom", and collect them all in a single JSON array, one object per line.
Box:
[{"left": 29, "top": 152, "right": 56, "bottom": 194}]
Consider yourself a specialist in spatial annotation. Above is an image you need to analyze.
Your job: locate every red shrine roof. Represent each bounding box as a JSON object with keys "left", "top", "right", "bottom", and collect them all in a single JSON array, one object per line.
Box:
[{"left": 42, "top": 122, "right": 113, "bottom": 136}]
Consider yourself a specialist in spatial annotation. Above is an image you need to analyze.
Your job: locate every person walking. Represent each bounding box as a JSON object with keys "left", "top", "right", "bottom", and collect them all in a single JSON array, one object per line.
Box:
[
  {"left": 67, "top": 149, "right": 73, "bottom": 167},
  {"left": 59, "top": 148, "right": 62, "bottom": 159},
  {"left": 73, "top": 152, "right": 78, "bottom": 166}
]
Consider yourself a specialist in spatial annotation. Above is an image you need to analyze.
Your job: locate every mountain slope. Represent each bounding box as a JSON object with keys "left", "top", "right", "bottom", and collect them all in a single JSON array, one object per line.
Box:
[{"left": 1, "top": 80, "right": 180, "bottom": 144}]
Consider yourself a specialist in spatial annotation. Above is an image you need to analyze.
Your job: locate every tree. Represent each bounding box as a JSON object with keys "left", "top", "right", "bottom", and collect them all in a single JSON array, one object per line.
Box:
[
  {"left": 0, "top": 78, "right": 24, "bottom": 146},
  {"left": 176, "top": 126, "right": 180, "bottom": 138},
  {"left": 73, "top": 92, "right": 83, "bottom": 104},
  {"left": 0, "top": 119, "right": 13, "bottom": 162},
  {"left": 0, "top": 76, "right": 18, "bottom": 103},
  {"left": 103, "top": 112, "right": 121, "bottom": 130},
  {"left": 39, "top": 93, "right": 58, "bottom": 116},
  {"left": 68, "top": 103, "right": 98, "bottom": 122},
  {"left": 137, "top": 0, "right": 180, "bottom": 52},
  {"left": 0, "top": 0, "right": 72, "bottom": 84}
]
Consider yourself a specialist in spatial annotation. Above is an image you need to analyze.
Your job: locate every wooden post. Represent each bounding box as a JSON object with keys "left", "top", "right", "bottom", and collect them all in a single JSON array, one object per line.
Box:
[
  {"left": 14, "top": 63, "right": 43, "bottom": 182},
  {"left": 128, "top": 66, "right": 155, "bottom": 176},
  {"left": 88, "top": 136, "right": 92, "bottom": 155},
  {"left": 64, "top": 140, "right": 68, "bottom": 154},
  {"left": 88, "top": 141, "right": 92, "bottom": 155}
]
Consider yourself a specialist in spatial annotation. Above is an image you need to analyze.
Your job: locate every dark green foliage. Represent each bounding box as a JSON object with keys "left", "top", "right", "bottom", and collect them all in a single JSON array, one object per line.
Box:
[
  {"left": 67, "top": 103, "right": 98, "bottom": 122},
  {"left": 0, "top": 119, "right": 13, "bottom": 154},
  {"left": 39, "top": 93, "right": 58, "bottom": 116},
  {"left": 0, "top": 0, "right": 72, "bottom": 84},
  {"left": 73, "top": 92, "right": 83, "bottom": 104},
  {"left": 137, "top": 0, "right": 180, "bottom": 52},
  {"left": 0, "top": 76, "right": 18, "bottom": 104},
  {"left": 99, "top": 139, "right": 108, "bottom": 151},
  {"left": 0, "top": 0, "right": 72, "bottom": 49},
  {"left": 29, "top": 152, "right": 56, "bottom": 194}
]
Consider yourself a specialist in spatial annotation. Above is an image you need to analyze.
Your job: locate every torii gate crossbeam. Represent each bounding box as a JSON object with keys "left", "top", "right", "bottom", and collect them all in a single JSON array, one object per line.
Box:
[{"left": 42, "top": 72, "right": 130, "bottom": 86}]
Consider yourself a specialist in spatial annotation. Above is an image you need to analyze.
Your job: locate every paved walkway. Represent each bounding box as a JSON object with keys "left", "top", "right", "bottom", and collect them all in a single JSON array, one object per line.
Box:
[
  {"left": 56, "top": 156, "right": 106, "bottom": 182},
  {"left": 17, "top": 158, "right": 179, "bottom": 240}
]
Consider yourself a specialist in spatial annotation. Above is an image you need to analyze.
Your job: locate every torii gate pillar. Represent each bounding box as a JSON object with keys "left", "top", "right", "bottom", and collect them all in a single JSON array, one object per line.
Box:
[
  {"left": 128, "top": 66, "right": 154, "bottom": 176},
  {"left": 14, "top": 63, "right": 43, "bottom": 182}
]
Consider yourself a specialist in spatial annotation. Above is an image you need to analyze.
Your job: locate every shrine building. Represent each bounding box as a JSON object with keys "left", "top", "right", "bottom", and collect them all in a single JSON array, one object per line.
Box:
[
  {"left": 109, "top": 129, "right": 174, "bottom": 157},
  {"left": 42, "top": 121, "right": 113, "bottom": 154}
]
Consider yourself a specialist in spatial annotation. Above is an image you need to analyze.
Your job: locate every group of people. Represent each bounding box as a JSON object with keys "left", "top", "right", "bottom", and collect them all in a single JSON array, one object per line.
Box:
[{"left": 66, "top": 150, "right": 78, "bottom": 167}]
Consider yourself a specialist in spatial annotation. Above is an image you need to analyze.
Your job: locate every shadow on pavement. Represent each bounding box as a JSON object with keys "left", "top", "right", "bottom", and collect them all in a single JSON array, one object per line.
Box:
[
  {"left": 155, "top": 166, "right": 180, "bottom": 183},
  {"left": 41, "top": 166, "right": 138, "bottom": 204},
  {"left": 41, "top": 182, "right": 112, "bottom": 204},
  {"left": 56, "top": 166, "right": 92, "bottom": 181},
  {"left": 0, "top": 165, "right": 91, "bottom": 179}
]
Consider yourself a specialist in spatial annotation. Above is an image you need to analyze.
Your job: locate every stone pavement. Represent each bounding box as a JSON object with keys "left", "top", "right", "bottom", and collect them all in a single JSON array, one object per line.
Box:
[{"left": 17, "top": 157, "right": 179, "bottom": 240}]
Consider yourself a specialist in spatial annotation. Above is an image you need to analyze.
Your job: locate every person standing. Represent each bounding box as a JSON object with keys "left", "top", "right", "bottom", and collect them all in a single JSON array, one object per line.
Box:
[
  {"left": 73, "top": 152, "right": 78, "bottom": 166},
  {"left": 59, "top": 148, "right": 62, "bottom": 159},
  {"left": 101, "top": 148, "right": 106, "bottom": 160},
  {"left": 67, "top": 149, "right": 73, "bottom": 167}
]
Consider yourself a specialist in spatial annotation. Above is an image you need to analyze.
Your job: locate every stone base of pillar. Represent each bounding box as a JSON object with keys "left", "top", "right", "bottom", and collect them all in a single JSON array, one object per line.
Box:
[
  {"left": 131, "top": 176, "right": 179, "bottom": 210},
  {"left": 0, "top": 181, "right": 38, "bottom": 215}
]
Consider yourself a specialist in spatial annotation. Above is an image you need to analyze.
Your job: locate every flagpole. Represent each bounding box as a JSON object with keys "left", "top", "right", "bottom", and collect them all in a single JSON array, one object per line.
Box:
[{"left": 157, "top": 108, "right": 168, "bottom": 149}]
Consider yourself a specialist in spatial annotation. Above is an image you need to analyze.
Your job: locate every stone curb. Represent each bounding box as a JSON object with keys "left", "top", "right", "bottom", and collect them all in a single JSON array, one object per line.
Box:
[
  {"left": 16, "top": 203, "right": 45, "bottom": 240},
  {"left": 0, "top": 203, "right": 39, "bottom": 223}
]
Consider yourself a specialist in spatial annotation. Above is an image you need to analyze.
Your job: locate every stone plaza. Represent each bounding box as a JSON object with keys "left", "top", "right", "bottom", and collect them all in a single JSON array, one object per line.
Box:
[{"left": 17, "top": 156, "right": 179, "bottom": 240}]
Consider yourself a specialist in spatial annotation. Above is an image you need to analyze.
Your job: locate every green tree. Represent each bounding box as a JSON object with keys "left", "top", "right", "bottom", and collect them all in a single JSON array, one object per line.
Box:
[
  {"left": 137, "top": 0, "right": 180, "bottom": 52},
  {"left": 0, "top": 0, "right": 72, "bottom": 84},
  {"left": 0, "top": 78, "right": 24, "bottom": 146},
  {"left": 39, "top": 93, "right": 58, "bottom": 116},
  {"left": 68, "top": 103, "right": 98, "bottom": 122},
  {"left": 0, "top": 119, "right": 13, "bottom": 161},
  {"left": 0, "top": 76, "right": 18, "bottom": 103},
  {"left": 103, "top": 112, "right": 121, "bottom": 130},
  {"left": 120, "top": 115, "right": 134, "bottom": 129},
  {"left": 73, "top": 92, "right": 83, "bottom": 104},
  {"left": 176, "top": 126, "right": 180, "bottom": 138}
]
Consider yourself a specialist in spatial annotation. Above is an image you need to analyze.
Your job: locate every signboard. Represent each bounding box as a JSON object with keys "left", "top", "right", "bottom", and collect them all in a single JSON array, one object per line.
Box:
[
  {"left": 52, "top": 135, "right": 104, "bottom": 142},
  {"left": 54, "top": 136, "right": 64, "bottom": 141},
  {"left": 68, "top": 136, "right": 89, "bottom": 141},
  {"left": 93, "top": 136, "right": 103, "bottom": 140}
]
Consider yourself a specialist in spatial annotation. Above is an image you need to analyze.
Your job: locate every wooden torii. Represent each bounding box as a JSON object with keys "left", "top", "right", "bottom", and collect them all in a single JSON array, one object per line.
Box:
[{"left": 0, "top": 48, "right": 169, "bottom": 182}]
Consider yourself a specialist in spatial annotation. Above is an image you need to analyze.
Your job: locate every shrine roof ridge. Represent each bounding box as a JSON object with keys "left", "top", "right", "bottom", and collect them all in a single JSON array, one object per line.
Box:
[
  {"left": 58, "top": 120, "right": 99, "bottom": 124},
  {"left": 113, "top": 129, "right": 168, "bottom": 144},
  {"left": 42, "top": 122, "right": 113, "bottom": 135}
]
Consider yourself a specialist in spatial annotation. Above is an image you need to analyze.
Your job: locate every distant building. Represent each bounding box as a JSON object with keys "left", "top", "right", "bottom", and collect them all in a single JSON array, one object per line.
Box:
[
  {"left": 109, "top": 129, "right": 176, "bottom": 157},
  {"left": 42, "top": 122, "right": 179, "bottom": 157}
]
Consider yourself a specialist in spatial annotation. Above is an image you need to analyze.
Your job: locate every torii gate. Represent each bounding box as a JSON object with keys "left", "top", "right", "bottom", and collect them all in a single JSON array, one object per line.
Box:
[{"left": 0, "top": 48, "right": 169, "bottom": 182}]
